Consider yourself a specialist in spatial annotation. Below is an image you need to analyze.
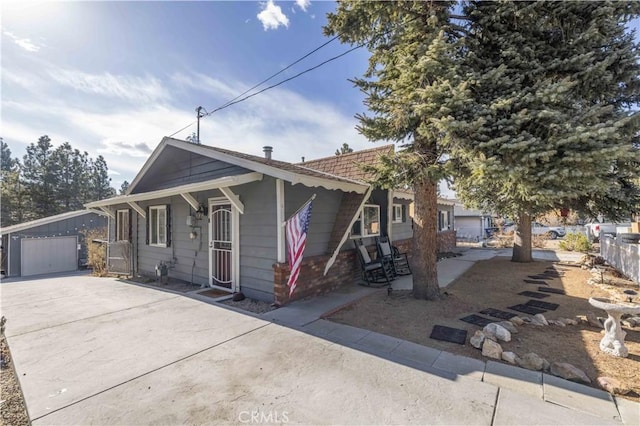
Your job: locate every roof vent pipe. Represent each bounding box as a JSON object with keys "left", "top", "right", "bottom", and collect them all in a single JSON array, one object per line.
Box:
[{"left": 263, "top": 146, "right": 273, "bottom": 160}]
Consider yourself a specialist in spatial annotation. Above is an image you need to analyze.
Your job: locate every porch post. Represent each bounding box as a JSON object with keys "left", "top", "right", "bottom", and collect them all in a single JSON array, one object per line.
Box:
[
  {"left": 276, "top": 179, "right": 285, "bottom": 263},
  {"left": 388, "top": 191, "right": 393, "bottom": 240}
]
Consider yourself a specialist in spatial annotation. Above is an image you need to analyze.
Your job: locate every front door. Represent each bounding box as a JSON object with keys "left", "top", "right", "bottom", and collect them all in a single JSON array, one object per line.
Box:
[{"left": 209, "top": 201, "right": 236, "bottom": 291}]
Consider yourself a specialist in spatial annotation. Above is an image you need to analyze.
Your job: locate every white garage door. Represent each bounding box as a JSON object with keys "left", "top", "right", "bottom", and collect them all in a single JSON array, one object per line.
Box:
[{"left": 21, "top": 236, "right": 78, "bottom": 276}]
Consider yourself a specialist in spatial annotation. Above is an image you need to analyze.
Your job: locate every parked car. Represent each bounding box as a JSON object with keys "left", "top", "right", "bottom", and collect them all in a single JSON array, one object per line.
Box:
[
  {"left": 584, "top": 218, "right": 632, "bottom": 242},
  {"left": 501, "top": 222, "right": 566, "bottom": 239}
]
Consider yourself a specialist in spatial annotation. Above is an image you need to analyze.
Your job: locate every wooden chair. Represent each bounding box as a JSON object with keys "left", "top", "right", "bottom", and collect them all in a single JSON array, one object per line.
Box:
[
  {"left": 354, "top": 239, "right": 394, "bottom": 287},
  {"left": 376, "top": 236, "right": 412, "bottom": 276}
]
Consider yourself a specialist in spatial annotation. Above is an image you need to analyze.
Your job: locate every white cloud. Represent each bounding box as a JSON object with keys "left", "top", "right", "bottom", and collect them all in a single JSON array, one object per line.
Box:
[
  {"left": 257, "top": 1, "right": 289, "bottom": 31},
  {"left": 48, "top": 69, "right": 170, "bottom": 103},
  {"left": 3, "top": 30, "right": 41, "bottom": 52},
  {"left": 295, "top": 0, "right": 310, "bottom": 12}
]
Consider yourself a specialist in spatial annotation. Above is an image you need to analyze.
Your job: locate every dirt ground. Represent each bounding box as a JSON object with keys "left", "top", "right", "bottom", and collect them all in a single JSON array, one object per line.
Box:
[{"left": 329, "top": 256, "right": 640, "bottom": 401}]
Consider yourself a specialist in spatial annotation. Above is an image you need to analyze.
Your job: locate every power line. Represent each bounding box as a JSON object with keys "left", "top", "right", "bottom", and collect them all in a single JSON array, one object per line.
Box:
[
  {"left": 206, "top": 43, "right": 364, "bottom": 115},
  {"left": 168, "top": 35, "right": 341, "bottom": 138},
  {"left": 215, "top": 35, "right": 340, "bottom": 111}
]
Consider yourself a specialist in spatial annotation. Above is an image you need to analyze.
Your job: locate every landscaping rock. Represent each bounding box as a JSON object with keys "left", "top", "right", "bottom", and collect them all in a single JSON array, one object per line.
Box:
[
  {"left": 557, "top": 317, "right": 577, "bottom": 326},
  {"left": 586, "top": 311, "right": 602, "bottom": 328},
  {"left": 482, "top": 339, "right": 503, "bottom": 360},
  {"left": 551, "top": 362, "right": 591, "bottom": 384},
  {"left": 470, "top": 330, "right": 485, "bottom": 349},
  {"left": 497, "top": 321, "right": 518, "bottom": 334},
  {"left": 520, "top": 316, "right": 533, "bottom": 323},
  {"left": 517, "top": 352, "right": 547, "bottom": 371},
  {"left": 509, "top": 316, "right": 525, "bottom": 326},
  {"left": 533, "top": 313, "right": 549, "bottom": 326},
  {"left": 501, "top": 351, "right": 518, "bottom": 365},
  {"left": 542, "top": 359, "right": 550, "bottom": 372},
  {"left": 549, "top": 319, "right": 566, "bottom": 327},
  {"left": 483, "top": 323, "right": 511, "bottom": 342},
  {"left": 597, "top": 376, "right": 630, "bottom": 395},
  {"left": 530, "top": 316, "right": 546, "bottom": 326}
]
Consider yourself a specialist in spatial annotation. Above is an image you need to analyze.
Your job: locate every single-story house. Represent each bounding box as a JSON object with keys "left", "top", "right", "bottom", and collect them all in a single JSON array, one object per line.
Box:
[
  {"left": 454, "top": 201, "right": 494, "bottom": 241},
  {"left": 1, "top": 210, "right": 108, "bottom": 277},
  {"left": 85, "top": 137, "right": 456, "bottom": 304}
]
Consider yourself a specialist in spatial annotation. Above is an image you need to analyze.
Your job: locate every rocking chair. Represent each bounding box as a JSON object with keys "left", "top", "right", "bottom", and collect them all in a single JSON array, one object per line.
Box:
[
  {"left": 354, "top": 239, "right": 394, "bottom": 287},
  {"left": 376, "top": 236, "right": 412, "bottom": 276}
]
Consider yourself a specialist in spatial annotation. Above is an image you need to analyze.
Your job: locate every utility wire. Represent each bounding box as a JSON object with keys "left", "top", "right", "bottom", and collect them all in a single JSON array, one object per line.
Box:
[
  {"left": 168, "top": 35, "right": 340, "bottom": 138},
  {"left": 206, "top": 43, "right": 364, "bottom": 115},
  {"left": 215, "top": 35, "right": 340, "bottom": 111}
]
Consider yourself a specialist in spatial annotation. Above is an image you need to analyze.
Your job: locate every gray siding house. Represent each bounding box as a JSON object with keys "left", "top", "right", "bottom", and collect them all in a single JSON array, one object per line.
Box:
[
  {"left": 86, "top": 138, "right": 454, "bottom": 304},
  {"left": 1, "top": 210, "right": 108, "bottom": 277}
]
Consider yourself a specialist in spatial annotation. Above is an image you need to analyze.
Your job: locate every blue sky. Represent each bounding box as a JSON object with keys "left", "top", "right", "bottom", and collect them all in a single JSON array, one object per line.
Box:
[
  {"left": 2, "top": 0, "right": 372, "bottom": 189},
  {"left": 2, "top": 1, "right": 639, "bottom": 193}
]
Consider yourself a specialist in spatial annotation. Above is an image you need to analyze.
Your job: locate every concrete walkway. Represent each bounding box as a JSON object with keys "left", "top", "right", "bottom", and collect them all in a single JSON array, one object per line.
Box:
[{"left": 1, "top": 248, "right": 637, "bottom": 425}]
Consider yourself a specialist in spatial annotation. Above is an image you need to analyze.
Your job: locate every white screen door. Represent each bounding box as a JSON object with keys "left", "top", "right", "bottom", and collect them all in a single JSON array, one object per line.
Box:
[{"left": 209, "top": 202, "right": 234, "bottom": 290}]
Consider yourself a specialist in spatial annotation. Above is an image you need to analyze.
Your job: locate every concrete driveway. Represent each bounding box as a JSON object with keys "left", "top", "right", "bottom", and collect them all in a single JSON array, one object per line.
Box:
[
  {"left": 3, "top": 271, "right": 633, "bottom": 425},
  {"left": 2, "top": 274, "right": 501, "bottom": 425}
]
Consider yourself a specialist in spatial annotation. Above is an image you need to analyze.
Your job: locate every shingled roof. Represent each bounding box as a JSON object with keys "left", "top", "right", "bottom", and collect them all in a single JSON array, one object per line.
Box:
[
  {"left": 297, "top": 145, "right": 395, "bottom": 183},
  {"left": 193, "top": 143, "right": 368, "bottom": 185}
]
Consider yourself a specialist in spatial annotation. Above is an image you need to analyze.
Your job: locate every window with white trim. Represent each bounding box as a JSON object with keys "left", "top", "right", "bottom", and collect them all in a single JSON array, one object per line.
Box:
[
  {"left": 392, "top": 204, "right": 404, "bottom": 223},
  {"left": 116, "top": 209, "right": 130, "bottom": 241},
  {"left": 149, "top": 205, "right": 168, "bottom": 247},
  {"left": 351, "top": 204, "right": 381, "bottom": 238}
]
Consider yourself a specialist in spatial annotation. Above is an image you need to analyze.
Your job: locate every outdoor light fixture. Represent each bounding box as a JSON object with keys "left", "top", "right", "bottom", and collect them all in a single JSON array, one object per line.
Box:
[{"left": 195, "top": 204, "right": 208, "bottom": 220}]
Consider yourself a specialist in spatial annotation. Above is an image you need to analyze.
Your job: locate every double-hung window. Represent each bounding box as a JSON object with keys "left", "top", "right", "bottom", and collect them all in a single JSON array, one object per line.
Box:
[
  {"left": 351, "top": 204, "right": 381, "bottom": 238},
  {"left": 148, "top": 205, "right": 169, "bottom": 247}
]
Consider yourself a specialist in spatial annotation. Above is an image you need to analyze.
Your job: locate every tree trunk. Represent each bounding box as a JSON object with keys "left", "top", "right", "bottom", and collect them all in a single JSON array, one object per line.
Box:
[
  {"left": 512, "top": 212, "right": 533, "bottom": 262},
  {"left": 411, "top": 178, "right": 440, "bottom": 300}
]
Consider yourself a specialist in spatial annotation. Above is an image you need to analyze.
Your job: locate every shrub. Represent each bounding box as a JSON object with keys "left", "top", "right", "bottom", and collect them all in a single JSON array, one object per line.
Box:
[
  {"left": 559, "top": 232, "right": 592, "bottom": 253},
  {"left": 532, "top": 233, "right": 547, "bottom": 249},
  {"left": 82, "top": 227, "right": 108, "bottom": 276}
]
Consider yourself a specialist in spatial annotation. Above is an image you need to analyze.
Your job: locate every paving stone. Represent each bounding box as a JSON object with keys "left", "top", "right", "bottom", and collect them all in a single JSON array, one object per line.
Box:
[
  {"left": 543, "top": 374, "right": 620, "bottom": 421},
  {"left": 432, "top": 351, "right": 485, "bottom": 380},
  {"left": 302, "top": 319, "right": 340, "bottom": 337},
  {"left": 615, "top": 396, "right": 640, "bottom": 426},
  {"left": 323, "top": 323, "right": 371, "bottom": 344},
  {"left": 494, "top": 388, "right": 620, "bottom": 426},
  {"left": 390, "top": 340, "right": 442, "bottom": 367},
  {"left": 483, "top": 360, "right": 542, "bottom": 399},
  {"left": 356, "top": 331, "right": 403, "bottom": 354}
]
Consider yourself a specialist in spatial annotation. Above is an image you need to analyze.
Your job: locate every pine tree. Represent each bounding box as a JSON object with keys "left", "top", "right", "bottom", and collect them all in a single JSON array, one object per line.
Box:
[
  {"left": 335, "top": 143, "right": 354, "bottom": 156},
  {"left": 449, "top": 1, "right": 640, "bottom": 262},
  {"left": 119, "top": 180, "right": 130, "bottom": 195},
  {"left": 88, "top": 155, "right": 115, "bottom": 201},
  {"left": 0, "top": 139, "right": 23, "bottom": 227},
  {"left": 21, "top": 135, "right": 58, "bottom": 219},
  {"left": 325, "top": 1, "right": 465, "bottom": 300}
]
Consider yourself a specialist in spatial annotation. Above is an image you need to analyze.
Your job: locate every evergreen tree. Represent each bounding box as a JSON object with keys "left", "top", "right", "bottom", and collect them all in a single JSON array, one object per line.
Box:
[
  {"left": 119, "top": 180, "right": 130, "bottom": 195},
  {"left": 325, "top": 1, "right": 464, "bottom": 300},
  {"left": 0, "top": 138, "right": 15, "bottom": 172},
  {"left": 449, "top": 1, "right": 640, "bottom": 262},
  {"left": 51, "top": 143, "right": 91, "bottom": 211},
  {"left": 335, "top": 143, "right": 354, "bottom": 155},
  {"left": 0, "top": 139, "right": 24, "bottom": 227},
  {"left": 88, "top": 155, "right": 115, "bottom": 201},
  {"left": 21, "top": 135, "right": 58, "bottom": 219}
]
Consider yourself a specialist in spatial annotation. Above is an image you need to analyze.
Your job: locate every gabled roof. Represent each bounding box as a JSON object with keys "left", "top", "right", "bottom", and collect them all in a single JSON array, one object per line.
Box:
[
  {"left": 124, "top": 137, "right": 369, "bottom": 197},
  {"left": 1, "top": 210, "right": 106, "bottom": 234},
  {"left": 297, "top": 145, "right": 394, "bottom": 183}
]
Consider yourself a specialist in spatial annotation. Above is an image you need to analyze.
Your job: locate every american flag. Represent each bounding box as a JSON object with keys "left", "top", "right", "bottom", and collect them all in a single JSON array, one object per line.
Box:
[{"left": 285, "top": 199, "right": 313, "bottom": 297}]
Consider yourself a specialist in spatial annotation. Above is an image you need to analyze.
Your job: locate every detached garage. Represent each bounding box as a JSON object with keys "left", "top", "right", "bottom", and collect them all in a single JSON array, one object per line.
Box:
[{"left": 1, "top": 210, "right": 107, "bottom": 278}]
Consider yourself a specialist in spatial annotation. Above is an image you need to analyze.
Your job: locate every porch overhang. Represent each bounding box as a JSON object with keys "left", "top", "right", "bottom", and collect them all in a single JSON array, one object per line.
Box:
[{"left": 85, "top": 172, "right": 264, "bottom": 208}]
